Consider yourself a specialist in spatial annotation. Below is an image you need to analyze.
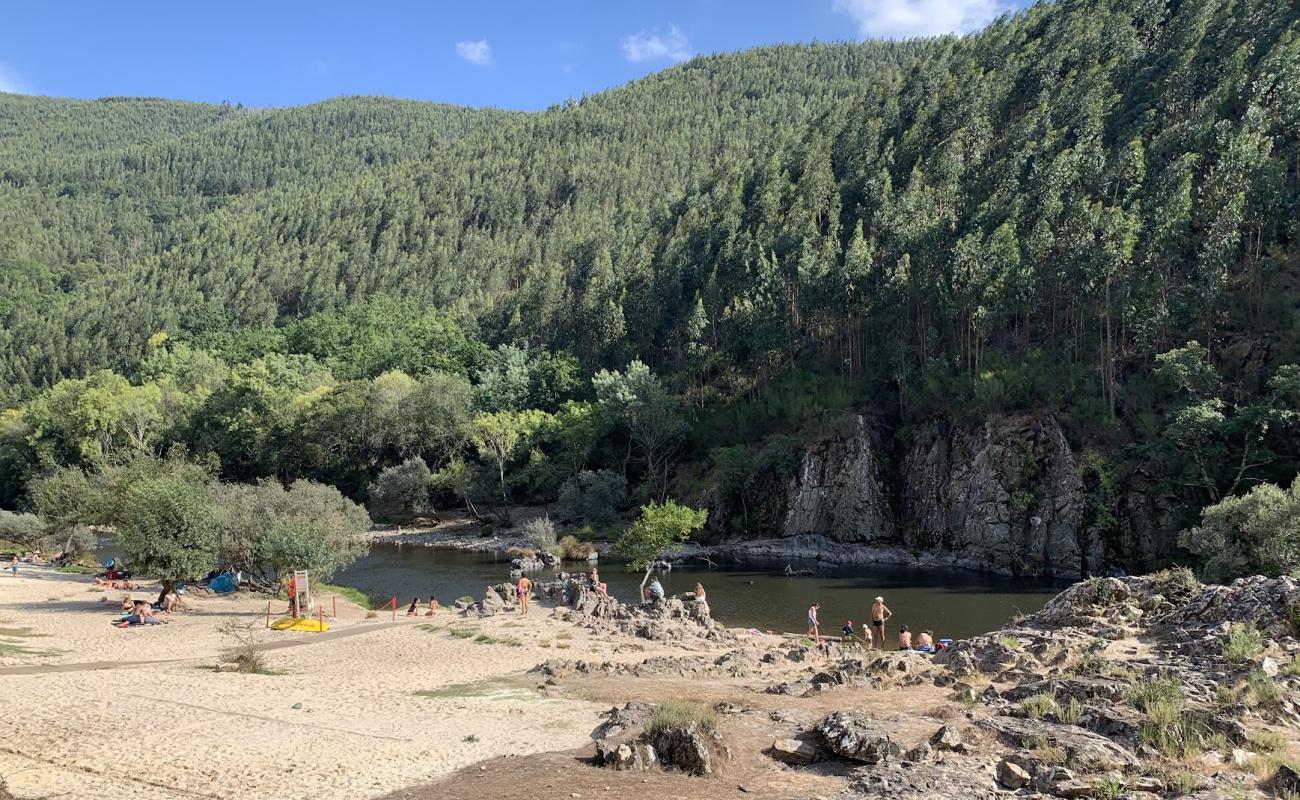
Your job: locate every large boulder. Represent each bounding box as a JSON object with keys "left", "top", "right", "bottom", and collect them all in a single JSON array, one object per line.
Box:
[
  {"left": 817, "top": 711, "right": 900, "bottom": 764},
  {"left": 901, "top": 414, "right": 1095, "bottom": 578},
  {"left": 648, "top": 722, "right": 723, "bottom": 776},
  {"left": 977, "top": 716, "right": 1139, "bottom": 771},
  {"left": 783, "top": 415, "right": 894, "bottom": 544},
  {"left": 768, "top": 737, "right": 818, "bottom": 765}
]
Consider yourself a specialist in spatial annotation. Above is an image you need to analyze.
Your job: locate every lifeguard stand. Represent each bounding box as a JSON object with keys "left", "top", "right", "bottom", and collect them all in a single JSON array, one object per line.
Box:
[{"left": 291, "top": 570, "right": 312, "bottom": 617}]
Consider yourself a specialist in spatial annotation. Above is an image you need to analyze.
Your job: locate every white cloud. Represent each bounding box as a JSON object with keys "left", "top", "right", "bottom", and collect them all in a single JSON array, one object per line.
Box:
[
  {"left": 833, "top": 0, "right": 1006, "bottom": 39},
  {"left": 455, "top": 40, "right": 493, "bottom": 66},
  {"left": 0, "top": 62, "right": 29, "bottom": 94},
  {"left": 621, "top": 24, "right": 692, "bottom": 63}
]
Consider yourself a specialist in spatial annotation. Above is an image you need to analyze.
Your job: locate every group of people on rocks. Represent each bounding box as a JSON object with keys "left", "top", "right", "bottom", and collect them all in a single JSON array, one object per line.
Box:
[{"left": 807, "top": 596, "right": 945, "bottom": 653}]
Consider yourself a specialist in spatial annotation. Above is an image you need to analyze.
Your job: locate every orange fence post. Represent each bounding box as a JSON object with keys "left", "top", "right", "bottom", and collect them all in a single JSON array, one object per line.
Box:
[
  {"left": 332, "top": 595, "right": 337, "bottom": 618},
  {"left": 318, "top": 606, "right": 324, "bottom": 631},
  {"left": 390, "top": 596, "right": 397, "bottom": 621}
]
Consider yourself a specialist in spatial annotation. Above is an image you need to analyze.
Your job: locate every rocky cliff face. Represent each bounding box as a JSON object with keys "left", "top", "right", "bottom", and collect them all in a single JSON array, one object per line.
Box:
[
  {"left": 769, "top": 413, "right": 1099, "bottom": 578},
  {"left": 901, "top": 415, "right": 1096, "bottom": 578},
  {"left": 782, "top": 415, "right": 893, "bottom": 544}
]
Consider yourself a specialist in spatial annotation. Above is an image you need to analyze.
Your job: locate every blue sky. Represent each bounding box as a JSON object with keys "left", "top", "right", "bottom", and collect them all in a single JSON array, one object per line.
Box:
[{"left": 1, "top": 1, "right": 1031, "bottom": 110}]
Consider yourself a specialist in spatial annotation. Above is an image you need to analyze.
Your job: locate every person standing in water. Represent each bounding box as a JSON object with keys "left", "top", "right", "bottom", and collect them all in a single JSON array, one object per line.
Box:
[
  {"left": 870, "top": 596, "right": 892, "bottom": 649},
  {"left": 807, "top": 602, "right": 821, "bottom": 643}
]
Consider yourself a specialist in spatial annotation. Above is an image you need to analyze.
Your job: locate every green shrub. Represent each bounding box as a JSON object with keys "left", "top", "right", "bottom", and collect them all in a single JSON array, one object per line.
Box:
[
  {"left": 521, "top": 517, "right": 558, "bottom": 555},
  {"left": 1151, "top": 566, "right": 1199, "bottom": 597},
  {"left": 1058, "top": 696, "right": 1084, "bottom": 726},
  {"left": 1085, "top": 576, "right": 1116, "bottom": 605},
  {"left": 1245, "top": 671, "right": 1282, "bottom": 708},
  {"left": 1222, "top": 624, "right": 1264, "bottom": 663},
  {"left": 558, "top": 534, "right": 596, "bottom": 560},
  {"left": 1163, "top": 770, "right": 1198, "bottom": 795},
  {"left": 555, "top": 469, "right": 627, "bottom": 528},
  {"left": 1020, "top": 692, "right": 1059, "bottom": 719}
]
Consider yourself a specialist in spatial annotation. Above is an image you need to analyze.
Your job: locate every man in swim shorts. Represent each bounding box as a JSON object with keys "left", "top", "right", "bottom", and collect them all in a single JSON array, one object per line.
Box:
[{"left": 870, "top": 596, "right": 892, "bottom": 650}]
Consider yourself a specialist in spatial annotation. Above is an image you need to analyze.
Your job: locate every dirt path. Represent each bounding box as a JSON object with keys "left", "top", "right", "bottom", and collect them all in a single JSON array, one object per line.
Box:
[{"left": 0, "top": 618, "right": 418, "bottom": 675}]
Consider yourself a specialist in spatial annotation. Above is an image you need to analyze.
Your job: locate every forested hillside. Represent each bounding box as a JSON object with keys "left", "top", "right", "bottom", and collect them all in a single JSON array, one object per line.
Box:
[{"left": 3, "top": 0, "right": 1299, "bottom": 577}]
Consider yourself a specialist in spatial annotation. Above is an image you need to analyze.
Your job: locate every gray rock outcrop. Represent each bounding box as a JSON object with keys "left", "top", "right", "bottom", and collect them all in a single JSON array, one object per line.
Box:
[
  {"left": 783, "top": 415, "right": 893, "bottom": 543},
  {"left": 902, "top": 414, "right": 1095, "bottom": 577}
]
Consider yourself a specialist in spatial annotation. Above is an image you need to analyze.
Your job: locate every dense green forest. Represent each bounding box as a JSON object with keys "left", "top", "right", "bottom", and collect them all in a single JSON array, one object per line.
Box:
[{"left": 2, "top": 0, "right": 1299, "bottom": 576}]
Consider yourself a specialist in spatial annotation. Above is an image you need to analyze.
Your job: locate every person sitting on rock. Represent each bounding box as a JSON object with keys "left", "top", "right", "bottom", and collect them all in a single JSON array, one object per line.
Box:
[
  {"left": 842, "top": 619, "right": 855, "bottom": 639},
  {"left": 915, "top": 629, "right": 935, "bottom": 653},
  {"left": 693, "top": 582, "right": 707, "bottom": 602},
  {"left": 644, "top": 576, "right": 665, "bottom": 603},
  {"left": 898, "top": 624, "right": 912, "bottom": 650}
]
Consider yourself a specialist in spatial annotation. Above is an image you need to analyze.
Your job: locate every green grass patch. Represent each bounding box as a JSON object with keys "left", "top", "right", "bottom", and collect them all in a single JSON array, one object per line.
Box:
[
  {"left": 315, "top": 583, "right": 379, "bottom": 610},
  {"left": 1126, "top": 677, "right": 1184, "bottom": 713},
  {"left": 448, "top": 628, "right": 475, "bottom": 639},
  {"left": 1284, "top": 654, "right": 1300, "bottom": 677},
  {"left": 0, "top": 641, "right": 55, "bottom": 657},
  {"left": 1222, "top": 624, "right": 1264, "bottom": 663},
  {"left": 646, "top": 701, "right": 718, "bottom": 736},
  {"left": 413, "top": 680, "right": 514, "bottom": 699},
  {"left": 473, "top": 633, "right": 522, "bottom": 647},
  {"left": 998, "top": 635, "right": 1021, "bottom": 650},
  {"left": 0, "top": 626, "right": 42, "bottom": 638},
  {"left": 55, "top": 564, "right": 95, "bottom": 574},
  {"left": 1247, "top": 730, "right": 1287, "bottom": 754}
]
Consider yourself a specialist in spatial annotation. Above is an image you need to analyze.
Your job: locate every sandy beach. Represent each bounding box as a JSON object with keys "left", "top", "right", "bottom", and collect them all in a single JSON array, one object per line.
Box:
[{"left": 0, "top": 566, "right": 707, "bottom": 799}]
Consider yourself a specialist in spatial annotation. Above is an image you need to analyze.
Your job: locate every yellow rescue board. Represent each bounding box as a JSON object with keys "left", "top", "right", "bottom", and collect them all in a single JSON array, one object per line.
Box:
[{"left": 270, "top": 617, "right": 330, "bottom": 632}]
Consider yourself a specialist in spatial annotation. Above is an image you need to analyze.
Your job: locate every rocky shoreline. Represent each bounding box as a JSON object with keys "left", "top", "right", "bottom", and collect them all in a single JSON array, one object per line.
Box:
[
  {"left": 366, "top": 523, "right": 1078, "bottom": 581},
  {"left": 466, "top": 569, "right": 1300, "bottom": 799}
]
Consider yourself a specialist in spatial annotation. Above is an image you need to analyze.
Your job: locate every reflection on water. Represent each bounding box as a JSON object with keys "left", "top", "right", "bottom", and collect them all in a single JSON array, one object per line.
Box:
[{"left": 332, "top": 544, "right": 1065, "bottom": 640}]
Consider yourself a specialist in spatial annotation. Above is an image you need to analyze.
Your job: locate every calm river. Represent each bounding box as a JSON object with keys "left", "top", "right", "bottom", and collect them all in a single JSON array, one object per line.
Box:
[{"left": 332, "top": 544, "right": 1064, "bottom": 640}]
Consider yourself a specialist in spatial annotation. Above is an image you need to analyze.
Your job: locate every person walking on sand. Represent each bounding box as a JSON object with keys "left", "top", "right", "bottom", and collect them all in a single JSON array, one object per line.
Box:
[
  {"left": 807, "top": 602, "right": 821, "bottom": 643},
  {"left": 870, "top": 596, "right": 892, "bottom": 650},
  {"left": 9, "top": 556, "right": 17, "bottom": 577},
  {"left": 517, "top": 574, "right": 532, "bottom": 615}
]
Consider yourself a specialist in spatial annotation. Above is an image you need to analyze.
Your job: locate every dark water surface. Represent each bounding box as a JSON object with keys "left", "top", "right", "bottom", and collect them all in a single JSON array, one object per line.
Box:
[{"left": 332, "top": 544, "right": 1064, "bottom": 640}]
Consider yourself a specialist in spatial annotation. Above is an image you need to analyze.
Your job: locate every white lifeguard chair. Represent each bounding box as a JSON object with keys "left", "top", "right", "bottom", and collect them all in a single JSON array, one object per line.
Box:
[{"left": 291, "top": 569, "right": 312, "bottom": 617}]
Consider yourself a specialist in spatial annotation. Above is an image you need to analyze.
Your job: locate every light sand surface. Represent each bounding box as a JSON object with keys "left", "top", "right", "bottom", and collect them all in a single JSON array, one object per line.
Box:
[{"left": 0, "top": 566, "right": 697, "bottom": 799}]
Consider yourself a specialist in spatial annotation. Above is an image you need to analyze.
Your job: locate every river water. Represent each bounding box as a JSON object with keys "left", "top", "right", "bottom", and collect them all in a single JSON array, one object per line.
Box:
[{"left": 331, "top": 544, "right": 1064, "bottom": 640}]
